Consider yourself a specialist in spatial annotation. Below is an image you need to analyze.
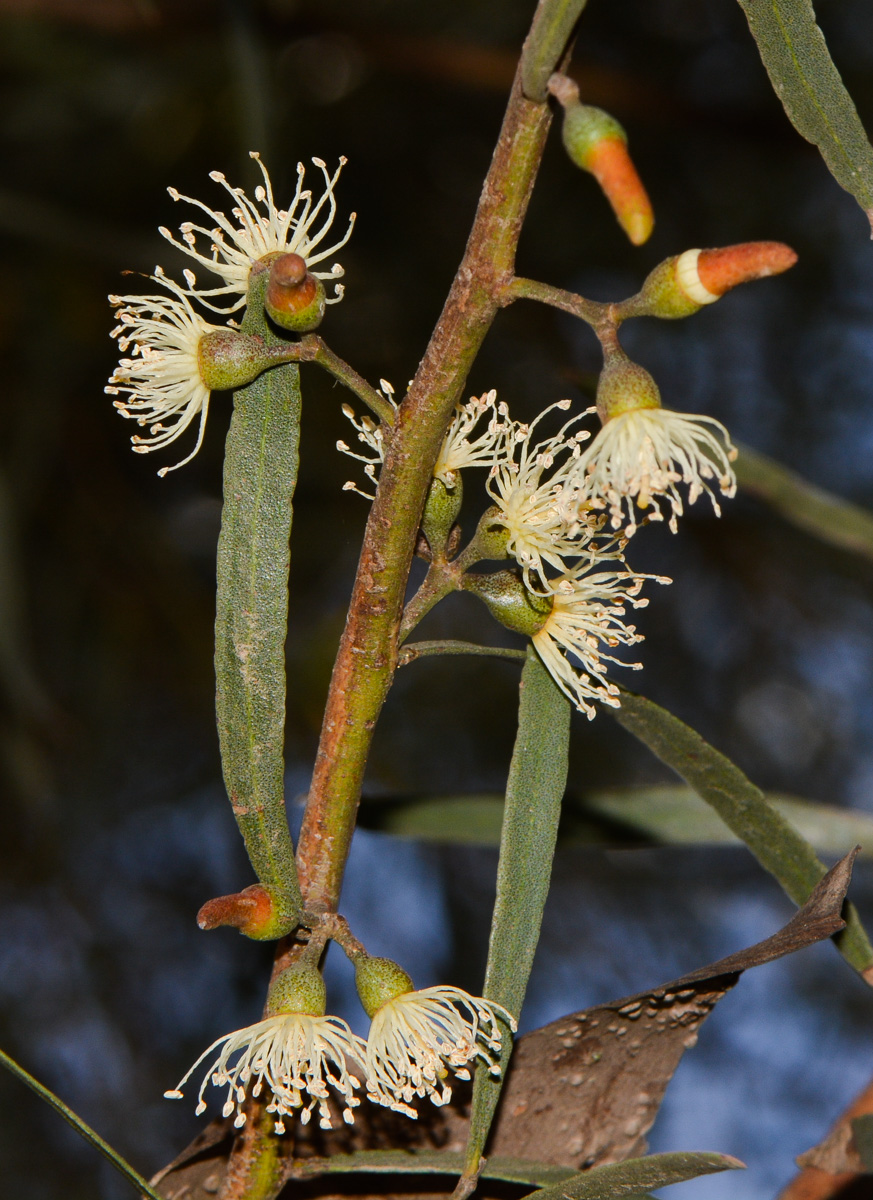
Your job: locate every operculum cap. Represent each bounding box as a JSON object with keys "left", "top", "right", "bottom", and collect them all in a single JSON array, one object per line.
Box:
[
  {"left": 463, "top": 570, "right": 553, "bottom": 637},
  {"left": 596, "top": 351, "right": 661, "bottom": 422},
  {"left": 355, "top": 956, "right": 414, "bottom": 1018},
  {"left": 266, "top": 962, "right": 327, "bottom": 1017},
  {"left": 196, "top": 882, "right": 300, "bottom": 940},
  {"left": 265, "top": 252, "right": 326, "bottom": 332}
]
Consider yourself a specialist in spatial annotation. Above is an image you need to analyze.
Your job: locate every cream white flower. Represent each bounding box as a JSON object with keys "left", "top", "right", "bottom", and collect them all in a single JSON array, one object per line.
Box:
[
  {"left": 106, "top": 276, "right": 219, "bottom": 476},
  {"left": 575, "top": 407, "right": 737, "bottom": 537},
  {"left": 160, "top": 152, "right": 355, "bottom": 313},
  {"left": 486, "top": 401, "right": 611, "bottom": 589},
  {"left": 164, "top": 1011, "right": 367, "bottom": 1133},
  {"left": 336, "top": 388, "right": 394, "bottom": 499},
  {"left": 433, "top": 390, "right": 513, "bottom": 486},
  {"left": 532, "top": 565, "right": 669, "bottom": 718},
  {"left": 365, "top": 986, "right": 516, "bottom": 1119}
]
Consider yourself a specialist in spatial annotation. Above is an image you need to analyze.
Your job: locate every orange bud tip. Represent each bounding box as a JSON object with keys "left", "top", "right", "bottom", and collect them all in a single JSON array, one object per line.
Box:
[
  {"left": 197, "top": 884, "right": 274, "bottom": 935},
  {"left": 588, "top": 139, "right": 654, "bottom": 246},
  {"left": 696, "top": 242, "right": 797, "bottom": 297}
]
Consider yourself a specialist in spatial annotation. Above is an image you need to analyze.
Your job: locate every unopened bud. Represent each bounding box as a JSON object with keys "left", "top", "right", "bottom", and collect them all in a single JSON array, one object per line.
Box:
[
  {"left": 462, "top": 570, "right": 552, "bottom": 637},
  {"left": 266, "top": 962, "right": 327, "bottom": 1017},
  {"left": 596, "top": 350, "right": 661, "bottom": 423},
  {"left": 197, "top": 330, "right": 282, "bottom": 391},
  {"left": 623, "top": 241, "right": 798, "bottom": 320},
  {"left": 421, "top": 476, "right": 463, "bottom": 559},
  {"left": 265, "top": 252, "right": 326, "bottom": 332},
  {"left": 355, "top": 956, "right": 414, "bottom": 1018},
  {"left": 196, "top": 883, "right": 299, "bottom": 941},
  {"left": 550, "top": 76, "right": 653, "bottom": 246}
]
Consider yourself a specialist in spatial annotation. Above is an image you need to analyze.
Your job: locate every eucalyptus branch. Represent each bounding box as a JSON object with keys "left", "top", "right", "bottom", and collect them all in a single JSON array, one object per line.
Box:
[
  {"left": 296, "top": 66, "right": 555, "bottom": 913},
  {"left": 502, "top": 275, "right": 610, "bottom": 329},
  {"left": 398, "top": 640, "right": 527, "bottom": 666},
  {"left": 299, "top": 334, "right": 396, "bottom": 426},
  {"left": 521, "top": 0, "right": 588, "bottom": 102}
]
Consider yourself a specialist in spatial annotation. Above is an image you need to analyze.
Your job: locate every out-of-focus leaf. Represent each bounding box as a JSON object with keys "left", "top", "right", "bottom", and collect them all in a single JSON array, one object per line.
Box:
[
  {"left": 532, "top": 1151, "right": 743, "bottom": 1200},
  {"left": 361, "top": 784, "right": 873, "bottom": 858},
  {"left": 367, "top": 795, "right": 505, "bottom": 843},
  {"left": 0, "top": 1047, "right": 164, "bottom": 1200},
  {"left": 612, "top": 690, "right": 873, "bottom": 981},
  {"left": 791, "top": 1076, "right": 873, "bottom": 1179},
  {"left": 289, "top": 1149, "right": 579, "bottom": 1185},
  {"left": 582, "top": 785, "right": 873, "bottom": 857},
  {"left": 466, "top": 646, "right": 571, "bottom": 1173},
  {"left": 736, "top": 0, "right": 873, "bottom": 230},
  {"left": 735, "top": 444, "right": 873, "bottom": 563}
]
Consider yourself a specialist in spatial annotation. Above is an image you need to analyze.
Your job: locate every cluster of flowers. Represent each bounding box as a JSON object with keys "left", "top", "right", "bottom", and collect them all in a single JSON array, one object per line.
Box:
[
  {"left": 106, "top": 153, "right": 354, "bottom": 474},
  {"left": 341, "top": 379, "right": 735, "bottom": 716},
  {"left": 106, "top": 154, "right": 737, "bottom": 716},
  {"left": 165, "top": 956, "right": 515, "bottom": 1133}
]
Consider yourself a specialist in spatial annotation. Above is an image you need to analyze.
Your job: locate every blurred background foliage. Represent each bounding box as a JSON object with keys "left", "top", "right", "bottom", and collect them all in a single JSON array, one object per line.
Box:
[{"left": 3, "top": 0, "right": 873, "bottom": 1197}]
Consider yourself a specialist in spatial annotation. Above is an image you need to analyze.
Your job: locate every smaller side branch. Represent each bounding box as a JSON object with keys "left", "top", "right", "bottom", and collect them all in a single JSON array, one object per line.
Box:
[
  {"left": 297, "top": 334, "right": 396, "bottom": 426},
  {"left": 398, "top": 640, "right": 527, "bottom": 666},
  {"left": 502, "top": 275, "right": 610, "bottom": 329}
]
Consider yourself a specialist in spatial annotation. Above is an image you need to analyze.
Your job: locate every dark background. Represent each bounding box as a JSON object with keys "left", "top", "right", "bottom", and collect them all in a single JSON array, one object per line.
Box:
[{"left": 2, "top": 0, "right": 873, "bottom": 1197}]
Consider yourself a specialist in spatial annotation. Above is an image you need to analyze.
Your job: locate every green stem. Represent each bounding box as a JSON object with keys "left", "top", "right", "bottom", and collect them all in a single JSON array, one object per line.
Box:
[
  {"left": 0, "top": 1046, "right": 165, "bottom": 1200},
  {"left": 520, "top": 0, "right": 589, "bottom": 102},
  {"left": 398, "top": 640, "right": 527, "bottom": 666},
  {"left": 306, "top": 336, "right": 396, "bottom": 426},
  {"left": 503, "top": 275, "right": 610, "bottom": 328},
  {"left": 296, "top": 69, "right": 555, "bottom": 913}
]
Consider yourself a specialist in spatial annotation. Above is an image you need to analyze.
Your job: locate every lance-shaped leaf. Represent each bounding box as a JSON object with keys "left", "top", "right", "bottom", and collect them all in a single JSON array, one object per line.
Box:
[
  {"left": 612, "top": 689, "right": 873, "bottom": 982},
  {"left": 735, "top": 443, "right": 873, "bottom": 564},
  {"left": 736, "top": 0, "right": 873, "bottom": 231},
  {"left": 532, "top": 1151, "right": 743, "bottom": 1200},
  {"left": 465, "top": 646, "right": 571, "bottom": 1174},
  {"left": 214, "top": 276, "right": 303, "bottom": 932}
]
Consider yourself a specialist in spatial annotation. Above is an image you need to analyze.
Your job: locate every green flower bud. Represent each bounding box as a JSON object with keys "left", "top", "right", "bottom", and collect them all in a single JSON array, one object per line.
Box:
[
  {"left": 596, "top": 350, "right": 661, "bottom": 422},
  {"left": 470, "top": 506, "right": 511, "bottom": 562},
  {"left": 265, "top": 962, "right": 327, "bottom": 1018},
  {"left": 355, "top": 956, "right": 414, "bottom": 1018},
  {"left": 463, "top": 570, "right": 553, "bottom": 637},
  {"left": 196, "top": 329, "right": 285, "bottom": 392},
  {"left": 265, "top": 252, "right": 326, "bottom": 332},
  {"left": 421, "top": 476, "right": 463, "bottom": 558}
]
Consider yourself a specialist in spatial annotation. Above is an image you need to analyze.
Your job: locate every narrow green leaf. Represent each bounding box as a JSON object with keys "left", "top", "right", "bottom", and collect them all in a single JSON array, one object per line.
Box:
[
  {"left": 736, "top": 443, "right": 873, "bottom": 563},
  {"left": 0, "top": 1046, "right": 164, "bottom": 1200},
  {"left": 371, "top": 795, "right": 506, "bottom": 844},
  {"left": 532, "top": 1151, "right": 744, "bottom": 1200},
  {"left": 214, "top": 283, "right": 303, "bottom": 929},
  {"left": 297, "top": 1149, "right": 578, "bottom": 1186},
  {"left": 612, "top": 690, "right": 873, "bottom": 979},
  {"left": 736, "top": 0, "right": 873, "bottom": 229},
  {"left": 466, "top": 646, "right": 571, "bottom": 1172},
  {"left": 583, "top": 784, "right": 873, "bottom": 857},
  {"left": 521, "top": 0, "right": 589, "bottom": 102}
]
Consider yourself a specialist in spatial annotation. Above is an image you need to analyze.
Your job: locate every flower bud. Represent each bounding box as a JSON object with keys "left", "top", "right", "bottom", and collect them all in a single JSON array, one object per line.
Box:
[
  {"left": 596, "top": 351, "right": 661, "bottom": 422},
  {"left": 623, "top": 242, "right": 798, "bottom": 320},
  {"left": 196, "top": 883, "right": 300, "bottom": 940},
  {"left": 355, "top": 956, "right": 414, "bottom": 1018},
  {"left": 551, "top": 76, "right": 653, "bottom": 246},
  {"left": 265, "top": 252, "right": 326, "bottom": 332},
  {"left": 421, "top": 476, "right": 463, "bottom": 559},
  {"left": 462, "top": 570, "right": 553, "bottom": 637},
  {"left": 197, "top": 329, "right": 284, "bottom": 391},
  {"left": 266, "top": 962, "right": 327, "bottom": 1018}
]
